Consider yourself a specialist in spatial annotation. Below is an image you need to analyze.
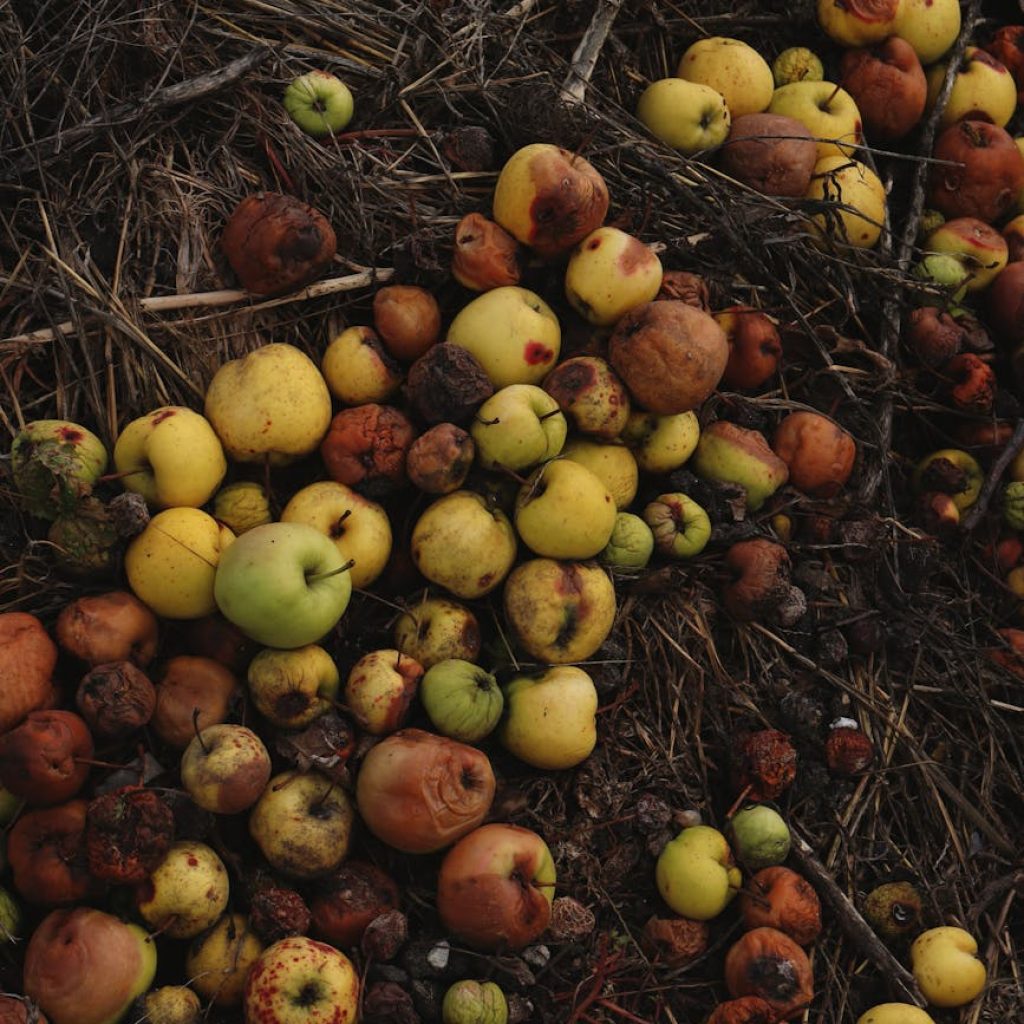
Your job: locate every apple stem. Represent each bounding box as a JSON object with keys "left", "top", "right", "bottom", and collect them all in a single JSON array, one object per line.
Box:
[
  {"left": 538, "top": 409, "right": 562, "bottom": 421},
  {"left": 97, "top": 468, "right": 146, "bottom": 483},
  {"left": 724, "top": 783, "right": 753, "bottom": 820},
  {"left": 823, "top": 80, "right": 843, "bottom": 110},
  {"left": 310, "top": 781, "right": 337, "bottom": 816},
  {"left": 497, "top": 465, "right": 531, "bottom": 486},
  {"left": 74, "top": 756, "right": 129, "bottom": 770},
  {"left": 475, "top": 415, "right": 500, "bottom": 426},
  {"left": 306, "top": 559, "right": 355, "bottom": 584},
  {"left": 192, "top": 708, "right": 210, "bottom": 754}
]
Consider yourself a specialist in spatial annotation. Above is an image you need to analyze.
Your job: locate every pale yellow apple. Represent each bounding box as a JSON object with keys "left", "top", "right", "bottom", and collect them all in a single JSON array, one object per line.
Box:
[
  {"left": 471, "top": 384, "right": 567, "bottom": 472},
  {"left": 143, "top": 987, "right": 202, "bottom": 1024},
  {"left": 560, "top": 438, "right": 639, "bottom": 510},
  {"left": 281, "top": 480, "right": 392, "bottom": 589},
  {"left": 857, "top": 1006, "right": 936, "bottom": 1024},
  {"left": 910, "top": 927, "right": 986, "bottom": 1008},
  {"left": 676, "top": 37, "right": 774, "bottom": 118},
  {"left": 805, "top": 155, "right": 886, "bottom": 249},
  {"left": 565, "top": 227, "right": 663, "bottom": 326},
  {"left": 817, "top": 0, "right": 903, "bottom": 46},
  {"left": 895, "top": 0, "right": 961, "bottom": 66},
  {"left": 204, "top": 343, "right": 332, "bottom": 465},
  {"left": 447, "top": 287, "right": 561, "bottom": 387},
  {"left": 768, "top": 81, "right": 863, "bottom": 159},
  {"left": 247, "top": 644, "right": 340, "bottom": 730},
  {"left": 137, "top": 841, "right": 230, "bottom": 939},
  {"left": 514, "top": 460, "right": 616, "bottom": 560},
  {"left": 113, "top": 406, "right": 227, "bottom": 508},
  {"left": 926, "top": 47, "right": 1016, "bottom": 129},
  {"left": 655, "top": 825, "right": 742, "bottom": 920},
  {"left": 499, "top": 666, "right": 598, "bottom": 770},
  {"left": 186, "top": 913, "right": 264, "bottom": 1006},
  {"left": 636, "top": 78, "right": 731, "bottom": 154},
  {"left": 621, "top": 410, "right": 700, "bottom": 474},
  {"left": 125, "top": 508, "right": 235, "bottom": 619},
  {"left": 393, "top": 595, "right": 481, "bottom": 668},
  {"left": 321, "top": 325, "right": 402, "bottom": 405}
]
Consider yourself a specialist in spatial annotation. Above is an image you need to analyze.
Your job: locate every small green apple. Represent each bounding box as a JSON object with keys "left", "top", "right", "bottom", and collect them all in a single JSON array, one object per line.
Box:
[
  {"left": 772, "top": 47, "right": 824, "bottom": 87},
  {"left": 442, "top": 980, "right": 509, "bottom": 1024},
  {"left": 655, "top": 824, "right": 742, "bottom": 920},
  {"left": 421, "top": 659, "right": 504, "bottom": 743},
  {"left": 728, "top": 804, "right": 791, "bottom": 870},
  {"left": 284, "top": 70, "right": 354, "bottom": 136},
  {"left": 601, "top": 512, "right": 655, "bottom": 569}
]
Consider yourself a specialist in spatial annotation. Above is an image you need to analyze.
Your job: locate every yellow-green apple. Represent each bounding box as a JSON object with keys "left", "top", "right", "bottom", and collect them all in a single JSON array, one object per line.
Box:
[
  {"left": 636, "top": 78, "right": 731, "bottom": 154},
  {"left": 284, "top": 70, "right": 354, "bottom": 136},
  {"left": 857, "top": 1006, "right": 936, "bottom": 1024},
  {"left": 11, "top": 420, "right": 108, "bottom": 520},
  {"left": 136, "top": 840, "right": 229, "bottom": 939},
  {"left": 676, "top": 37, "right": 774, "bottom": 118},
  {"left": 772, "top": 47, "right": 824, "bottom": 86},
  {"left": 204, "top": 343, "right": 332, "bottom": 465},
  {"left": 214, "top": 522, "right": 352, "bottom": 649},
  {"left": 447, "top": 287, "right": 561, "bottom": 387},
  {"left": 213, "top": 482, "right": 272, "bottom": 535},
  {"left": 621, "top": 410, "right": 700, "bottom": 474},
  {"left": 344, "top": 648, "right": 423, "bottom": 735},
  {"left": 926, "top": 48, "right": 1016, "bottom": 129},
  {"left": 180, "top": 724, "right": 272, "bottom": 815},
  {"left": 768, "top": 82, "right": 863, "bottom": 159},
  {"left": 922, "top": 217, "right": 1008, "bottom": 292},
  {"left": 125, "top": 508, "right": 234, "bottom": 619},
  {"left": 321, "top": 325, "right": 402, "bottom": 405},
  {"left": 186, "top": 913, "right": 264, "bottom": 1007},
  {"left": 23, "top": 907, "right": 156, "bottom": 1024},
  {"left": 910, "top": 927, "right": 986, "bottom": 1007},
  {"left": 411, "top": 490, "right": 517, "bottom": 599},
  {"left": 503, "top": 559, "right": 616, "bottom": 664},
  {"left": 393, "top": 595, "right": 481, "bottom": 668},
  {"left": 840, "top": 36, "right": 926, "bottom": 143},
  {"left": 716, "top": 307, "right": 783, "bottom": 390},
  {"left": 718, "top": 113, "right": 818, "bottom": 198},
  {"left": 542, "top": 357, "right": 630, "bottom": 439},
  {"left": 113, "top": 407, "right": 227, "bottom": 509},
  {"left": 471, "top": 384, "right": 567, "bottom": 471},
  {"left": 247, "top": 644, "right": 339, "bottom": 729},
  {"left": 281, "top": 480, "right": 392, "bottom": 590},
  {"left": 564, "top": 228, "right": 663, "bottom": 327},
  {"left": 491, "top": 143, "right": 609, "bottom": 258},
  {"left": 643, "top": 493, "right": 712, "bottom": 558},
  {"left": 420, "top": 659, "right": 504, "bottom": 743},
  {"left": 437, "top": 823, "right": 555, "bottom": 951},
  {"left": 817, "top": 0, "right": 903, "bottom": 46},
  {"left": 249, "top": 770, "right": 354, "bottom": 878},
  {"left": 499, "top": 666, "right": 597, "bottom": 770},
  {"left": 805, "top": 155, "right": 886, "bottom": 249},
  {"left": 244, "top": 936, "right": 358, "bottom": 1024},
  {"left": 560, "top": 438, "right": 639, "bottom": 509},
  {"left": 728, "top": 805, "right": 791, "bottom": 870},
  {"left": 894, "top": 0, "right": 960, "bottom": 65},
  {"left": 656, "top": 824, "right": 742, "bottom": 920},
  {"left": 692, "top": 421, "right": 789, "bottom": 511},
  {"left": 912, "top": 449, "right": 983, "bottom": 510},
  {"left": 514, "top": 460, "right": 616, "bottom": 559},
  {"left": 601, "top": 512, "right": 655, "bottom": 568},
  {"left": 442, "top": 982, "right": 508, "bottom": 1024},
  {"left": 143, "top": 987, "right": 202, "bottom": 1024}
]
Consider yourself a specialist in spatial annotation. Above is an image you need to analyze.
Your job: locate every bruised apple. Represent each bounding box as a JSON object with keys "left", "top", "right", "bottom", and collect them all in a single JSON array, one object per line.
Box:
[
  {"left": 0, "top": 711, "right": 93, "bottom": 806},
  {"left": 772, "top": 412, "right": 857, "bottom": 497},
  {"left": 543, "top": 356, "right": 630, "bottom": 439},
  {"left": 179, "top": 724, "right": 272, "bottom": 815},
  {"left": 840, "top": 36, "right": 926, "bottom": 142},
  {"left": 0, "top": 612, "right": 57, "bottom": 734},
  {"left": 393, "top": 595, "right": 481, "bottom": 668},
  {"left": 725, "top": 927, "right": 814, "bottom": 1019},
  {"left": 718, "top": 114, "right": 817, "bottom": 198},
  {"left": 310, "top": 861, "right": 400, "bottom": 947},
  {"left": 55, "top": 591, "right": 158, "bottom": 668},
  {"left": 452, "top": 213, "right": 521, "bottom": 291},
  {"left": 716, "top": 307, "right": 783, "bottom": 390},
  {"left": 344, "top": 649, "right": 423, "bottom": 735}
]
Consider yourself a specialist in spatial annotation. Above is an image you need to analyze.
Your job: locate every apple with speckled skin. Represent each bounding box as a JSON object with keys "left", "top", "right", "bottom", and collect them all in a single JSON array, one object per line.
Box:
[
  {"left": 136, "top": 841, "right": 229, "bottom": 940},
  {"left": 543, "top": 357, "right": 631, "bottom": 440},
  {"left": 180, "top": 724, "right": 272, "bottom": 815},
  {"left": 344, "top": 649, "right": 423, "bottom": 736}
]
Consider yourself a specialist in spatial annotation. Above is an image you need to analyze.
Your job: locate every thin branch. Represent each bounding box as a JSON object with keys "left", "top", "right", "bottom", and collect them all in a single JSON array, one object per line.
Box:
[
  {"left": 561, "top": 0, "right": 624, "bottom": 107},
  {"left": 962, "top": 419, "right": 1024, "bottom": 532}
]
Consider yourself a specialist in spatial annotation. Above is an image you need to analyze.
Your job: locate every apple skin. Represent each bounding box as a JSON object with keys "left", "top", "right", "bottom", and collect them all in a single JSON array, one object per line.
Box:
[
  {"left": 676, "top": 37, "right": 774, "bottom": 119},
  {"left": 243, "top": 935, "right": 359, "bottom": 1024},
  {"left": 621, "top": 410, "right": 700, "bottom": 475},
  {"left": 923, "top": 217, "right": 1008, "bottom": 293},
  {"left": 716, "top": 307, "right": 783, "bottom": 390},
  {"left": 840, "top": 36, "right": 926, "bottom": 142},
  {"left": 442, "top": 981, "right": 508, "bottom": 1024},
  {"left": 894, "top": 0, "right": 960, "bottom": 65},
  {"left": 249, "top": 770, "right": 354, "bottom": 879},
  {"left": 186, "top": 913, "right": 264, "bottom": 1007},
  {"left": 126, "top": 508, "right": 235, "bottom": 620},
  {"left": 281, "top": 480, "right": 392, "bottom": 590},
  {"left": 471, "top": 384, "right": 567, "bottom": 472},
  {"left": 214, "top": 522, "right": 352, "bottom": 650},
  {"left": 447, "top": 287, "right": 562, "bottom": 388},
  {"left": 344, "top": 648, "right": 423, "bottom": 735},
  {"left": 805, "top": 155, "right": 886, "bottom": 249},
  {"left": 113, "top": 406, "right": 227, "bottom": 509},
  {"left": 0, "top": 711, "right": 93, "bottom": 806},
  {"left": 692, "top": 421, "right": 789, "bottom": 511},
  {"left": 912, "top": 449, "right": 983, "bottom": 510},
  {"left": 543, "top": 356, "right": 631, "bottom": 440},
  {"left": 499, "top": 666, "right": 597, "bottom": 770},
  {"left": 636, "top": 78, "right": 731, "bottom": 154},
  {"left": 420, "top": 659, "right": 503, "bottom": 743},
  {"left": 773, "top": 47, "right": 824, "bottom": 87},
  {"left": 768, "top": 81, "right": 863, "bottom": 160},
  {"left": 926, "top": 47, "right": 1016, "bottom": 129},
  {"left": 136, "top": 840, "right": 230, "bottom": 940},
  {"left": 560, "top": 438, "right": 639, "bottom": 510},
  {"left": 656, "top": 824, "right": 742, "bottom": 921},
  {"left": 142, "top": 987, "right": 202, "bottom": 1024},
  {"left": 816, "top": 0, "right": 902, "bottom": 46},
  {"left": 283, "top": 70, "right": 354, "bottom": 136},
  {"left": 321, "top": 325, "right": 402, "bottom": 405},
  {"left": 437, "top": 823, "right": 556, "bottom": 952},
  {"left": 180, "top": 724, "right": 272, "bottom": 815},
  {"left": 247, "top": 644, "right": 339, "bottom": 729},
  {"left": 856, "top": 1006, "right": 936, "bottom": 1024},
  {"left": 910, "top": 927, "right": 986, "bottom": 1008},
  {"left": 393, "top": 596, "right": 481, "bottom": 669},
  {"left": 718, "top": 113, "right": 818, "bottom": 198},
  {"left": 153, "top": 656, "right": 240, "bottom": 750}
]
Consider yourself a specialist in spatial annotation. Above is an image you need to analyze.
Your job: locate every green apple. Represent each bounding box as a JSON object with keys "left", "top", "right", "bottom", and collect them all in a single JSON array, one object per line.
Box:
[
  {"left": 137, "top": 840, "right": 230, "bottom": 939},
  {"left": 691, "top": 420, "right": 789, "bottom": 511},
  {"left": 213, "top": 481, "right": 273, "bottom": 535},
  {"left": 514, "top": 460, "right": 616, "bottom": 560},
  {"left": 636, "top": 78, "right": 731, "bottom": 154},
  {"left": 421, "top": 659, "right": 504, "bottom": 743},
  {"left": 561, "top": 438, "right": 639, "bottom": 510},
  {"left": 442, "top": 981, "right": 509, "bottom": 1024},
  {"left": 321, "top": 325, "right": 402, "bottom": 405},
  {"left": 447, "top": 286, "right": 561, "bottom": 387},
  {"left": 655, "top": 824, "right": 742, "bottom": 920},
  {"left": 894, "top": 0, "right": 960, "bottom": 65},
  {"left": 471, "top": 384, "right": 567, "bottom": 472},
  {"left": 247, "top": 644, "right": 340, "bottom": 729},
  {"left": 620, "top": 410, "right": 699, "bottom": 475},
  {"left": 0, "top": 885, "right": 21, "bottom": 943},
  {"left": 180, "top": 724, "right": 272, "bottom": 815},
  {"left": 214, "top": 522, "right": 352, "bottom": 649},
  {"left": 676, "top": 37, "right": 774, "bottom": 119},
  {"left": 728, "top": 805, "right": 791, "bottom": 870},
  {"left": 910, "top": 927, "right": 986, "bottom": 1008},
  {"left": 925, "top": 47, "right": 1016, "bottom": 129},
  {"left": 11, "top": 419, "right": 108, "bottom": 520},
  {"left": 768, "top": 81, "right": 862, "bottom": 159},
  {"left": 113, "top": 406, "right": 227, "bottom": 509},
  {"left": 601, "top": 512, "right": 655, "bottom": 569},
  {"left": 499, "top": 666, "right": 597, "bottom": 770},
  {"left": 643, "top": 493, "right": 711, "bottom": 558},
  {"left": 393, "top": 595, "right": 481, "bottom": 668},
  {"left": 283, "top": 70, "right": 354, "bottom": 136},
  {"left": 186, "top": 913, "right": 264, "bottom": 1007}
]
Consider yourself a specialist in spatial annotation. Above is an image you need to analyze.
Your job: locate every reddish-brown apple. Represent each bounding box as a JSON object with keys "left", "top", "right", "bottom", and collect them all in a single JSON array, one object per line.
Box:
[
  {"left": 840, "top": 36, "right": 927, "bottom": 141},
  {"left": 716, "top": 307, "right": 783, "bottom": 390},
  {"left": 152, "top": 656, "right": 240, "bottom": 749},
  {"left": 986, "top": 26, "right": 1024, "bottom": 104},
  {"left": 718, "top": 114, "right": 817, "bottom": 197},
  {"left": 0, "top": 612, "right": 57, "bottom": 734},
  {"left": 772, "top": 411, "right": 857, "bottom": 497},
  {"left": 55, "top": 591, "right": 158, "bottom": 668},
  {"left": 373, "top": 285, "right": 442, "bottom": 362},
  {"left": 310, "top": 862, "right": 401, "bottom": 947},
  {"left": 988, "top": 261, "right": 1024, "bottom": 343},
  {"left": 0, "top": 711, "right": 94, "bottom": 806},
  {"left": 8, "top": 800, "right": 98, "bottom": 905}
]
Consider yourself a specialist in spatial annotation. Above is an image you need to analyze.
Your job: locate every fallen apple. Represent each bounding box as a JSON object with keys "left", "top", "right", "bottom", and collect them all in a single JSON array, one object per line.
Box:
[
  {"left": 420, "top": 659, "right": 504, "bottom": 743},
  {"left": 284, "top": 70, "right": 354, "bottom": 136}
]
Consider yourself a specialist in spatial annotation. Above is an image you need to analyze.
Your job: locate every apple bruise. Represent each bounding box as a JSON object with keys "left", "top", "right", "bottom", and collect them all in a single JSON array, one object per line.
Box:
[
  {"left": 554, "top": 565, "right": 585, "bottom": 651},
  {"left": 525, "top": 166, "right": 610, "bottom": 257},
  {"left": 837, "top": 0, "right": 898, "bottom": 21}
]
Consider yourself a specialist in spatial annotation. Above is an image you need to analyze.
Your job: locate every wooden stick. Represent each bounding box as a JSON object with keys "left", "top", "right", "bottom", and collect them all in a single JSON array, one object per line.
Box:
[
  {"left": 561, "top": 0, "right": 624, "bottom": 107},
  {"left": 961, "top": 418, "right": 1024, "bottom": 532}
]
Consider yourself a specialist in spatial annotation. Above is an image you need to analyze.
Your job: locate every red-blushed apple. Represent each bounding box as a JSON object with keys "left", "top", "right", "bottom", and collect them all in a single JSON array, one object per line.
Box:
[
  {"left": 180, "top": 724, "right": 272, "bottom": 815},
  {"left": 0, "top": 612, "right": 57, "bottom": 734},
  {"left": 244, "top": 936, "right": 358, "bottom": 1024},
  {"left": 716, "top": 307, "right": 783, "bottom": 390},
  {"left": 23, "top": 907, "right": 156, "bottom": 1024},
  {"left": 543, "top": 356, "right": 631, "bottom": 439},
  {"left": 436, "top": 823, "right": 556, "bottom": 951},
  {"left": 152, "top": 655, "right": 240, "bottom": 749},
  {"left": 692, "top": 421, "right": 789, "bottom": 511},
  {"left": 718, "top": 113, "right": 817, "bottom": 197},
  {"left": 344, "top": 649, "right": 423, "bottom": 735},
  {"left": 321, "top": 325, "right": 403, "bottom": 407},
  {"left": 373, "top": 285, "right": 442, "bottom": 363},
  {"left": 55, "top": 590, "right": 158, "bottom": 668},
  {"left": 186, "top": 913, "right": 264, "bottom": 1007},
  {"left": 393, "top": 595, "right": 481, "bottom": 668},
  {"left": 840, "top": 36, "right": 926, "bottom": 142},
  {"left": 925, "top": 47, "right": 1016, "bottom": 129},
  {"left": 355, "top": 729, "right": 495, "bottom": 853},
  {"left": 247, "top": 644, "right": 339, "bottom": 730},
  {"left": 923, "top": 217, "right": 1008, "bottom": 292},
  {"left": 816, "top": 0, "right": 902, "bottom": 46},
  {"left": 309, "top": 861, "right": 400, "bottom": 947},
  {"left": 136, "top": 840, "right": 230, "bottom": 940},
  {"left": 0, "top": 710, "right": 93, "bottom": 806}
]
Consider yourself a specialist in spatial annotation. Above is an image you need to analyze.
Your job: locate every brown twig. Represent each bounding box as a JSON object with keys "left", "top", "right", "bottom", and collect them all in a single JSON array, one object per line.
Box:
[{"left": 962, "top": 419, "right": 1024, "bottom": 531}]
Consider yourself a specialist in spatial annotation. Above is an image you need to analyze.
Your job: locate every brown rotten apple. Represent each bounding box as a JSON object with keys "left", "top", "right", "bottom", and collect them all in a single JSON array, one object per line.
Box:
[
  {"left": 55, "top": 590, "right": 158, "bottom": 668},
  {"left": 8, "top": 800, "right": 98, "bottom": 905},
  {"left": 152, "top": 655, "right": 240, "bottom": 749},
  {"left": 406, "top": 424, "right": 475, "bottom": 494},
  {"left": 988, "top": 261, "right": 1024, "bottom": 344},
  {"left": 373, "top": 285, "right": 442, "bottom": 362},
  {"left": 716, "top": 307, "right": 783, "bottom": 390},
  {"left": 724, "top": 926, "right": 814, "bottom": 1020},
  {"left": 452, "top": 213, "right": 521, "bottom": 291},
  {"left": 320, "top": 404, "right": 416, "bottom": 497},
  {"left": 0, "top": 612, "right": 57, "bottom": 734},
  {"left": 772, "top": 411, "right": 857, "bottom": 497},
  {"left": 76, "top": 661, "right": 155, "bottom": 740},
  {"left": 986, "top": 26, "right": 1024, "bottom": 104},
  {"left": 840, "top": 36, "right": 926, "bottom": 142},
  {"left": 739, "top": 867, "right": 822, "bottom": 946},
  {"left": 723, "top": 540, "right": 794, "bottom": 622},
  {"left": 85, "top": 786, "right": 175, "bottom": 884},
  {"left": 0, "top": 711, "right": 93, "bottom": 806},
  {"left": 436, "top": 823, "right": 556, "bottom": 951},
  {"left": 718, "top": 113, "right": 817, "bottom": 197},
  {"left": 310, "top": 861, "right": 400, "bottom": 947},
  {"left": 905, "top": 306, "right": 964, "bottom": 366}
]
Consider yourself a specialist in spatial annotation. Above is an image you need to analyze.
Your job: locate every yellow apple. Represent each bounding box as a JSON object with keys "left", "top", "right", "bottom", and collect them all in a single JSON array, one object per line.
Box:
[
  {"left": 805, "top": 155, "right": 886, "bottom": 249},
  {"left": 817, "top": 0, "right": 903, "bottom": 46},
  {"left": 910, "top": 926, "right": 986, "bottom": 1008},
  {"left": 281, "top": 480, "right": 392, "bottom": 589},
  {"left": 137, "top": 840, "right": 230, "bottom": 939},
  {"left": 560, "top": 438, "right": 639, "bottom": 510},
  {"left": 143, "top": 987, "right": 201, "bottom": 1024},
  {"left": 857, "top": 1006, "right": 935, "bottom": 1024},
  {"left": 923, "top": 218, "right": 1008, "bottom": 292},
  {"left": 655, "top": 825, "right": 742, "bottom": 920},
  {"left": 393, "top": 595, "right": 481, "bottom": 668},
  {"left": 321, "top": 325, "right": 402, "bottom": 405},
  {"left": 113, "top": 406, "right": 227, "bottom": 509},
  {"left": 185, "top": 913, "right": 264, "bottom": 1006},
  {"left": 247, "top": 645, "right": 340, "bottom": 730},
  {"left": 125, "top": 508, "right": 234, "bottom": 619},
  {"left": 636, "top": 78, "right": 731, "bottom": 154},
  {"left": 676, "top": 37, "right": 774, "bottom": 118},
  {"left": 768, "top": 81, "right": 863, "bottom": 159},
  {"left": 894, "top": 0, "right": 960, "bottom": 65},
  {"left": 691, "top": 421, "right": 788, "bottom": 511},
  {"left": 620, "top": 410, "right": 700, "bottom": 474},
  {"left": 926, "top": 47, "right": 1016, "bottom": 129},
  {"left": 499, "top": 666, "right": 598, "bottom": 770},
  {"left": 204, "top": 343, "right": 332, "bottom": 465},
  {"left": 447, "top": 286, "right": 561, "bottom": 387}
]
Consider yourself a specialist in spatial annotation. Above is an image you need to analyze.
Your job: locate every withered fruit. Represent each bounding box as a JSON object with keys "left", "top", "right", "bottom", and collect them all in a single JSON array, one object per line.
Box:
[
  {"left": 0, "top": 612, "right": 58, "bottom": 734},
  {"left": 320, "top": 404, "right": 416, "bottom": 498},
  {"left": 840, "top": 36, "right": 926, "bottom": 141},
  {"left": 8, "top": 800, "right": 99, "bottom": 905},
  {"left": 0, "top": 711, "right": 94, "bottom": 806},
  {"left": 310, "top": 861, "right": 400, "bottom": 948},
  {"left": 76, "top": 661, "right": 156, "bottom": 740},
  {"left": 905, "top": 306, "right": 964, "bottom": 367},
  {"left": 657, "top": 270, "right": 711, "bottom": 310},
  {"left": 946, "top": 353, "right": 995, "bottom": 414},
  {"left": 55, "top": 591, "right": 158, "bottom": 668},
  {"left": 452, "top": 213, "right": 521, "bottom": 291},
  {"left": 717, "top": 307, "right": 784, "bottom": 391},
  {"left": 724, "top": 926, "right": 814, "bottom": 1020},
  {"left": 705, "top": 996, "right": 779, "bottom": 1024},
  {"left": 719, "top": 113, "right": 817, "bottom": 197},
  {"left": 406, "top": 423, "right": 475, "bottom": 494},
  {"left": 373, "top": 285, "right": 442, "bottom": 362},
  {"left": 543, "top": 355, "right": 631, "bottom": 439},
  {"left": 361, "top": 908, "right": 408, "bottom": 961},
  {"left": 221, "top": 192, "right": 336, "bottom": 296},
  {"left": 740, "top": 867, "right": 822, "bottom": 946},
  {"left": 85, "top": 787, "right": 175, "bottom": 884},
  {"left": 772, "top": 411, "right": 857, "bottom": 498},
  {"left": 825, "top": 726, "right": 875, "bottom": 775},
  {"left": 0, "top": 997, "right": 48, "bottom": 1024},
  {"left": 723, "top": 539, "right": 793, "bottom": 622},
  {"left": 405, "top": 343, "right": 495, "bottom": 425},
  {"left": 249, "top": 885, "right": 312, "bottom": 944},
  {"left": 733, "top": 729, "right": 797, "bottom": 801},
  {"left": 917, "top": 491, "right": 960, "bottom": 536},
  {"left": 640, "top": 916, "right": 709, "bottom": 967},
  {"left": 863, "top": 880, "right": 923, "bottom": 943}
]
